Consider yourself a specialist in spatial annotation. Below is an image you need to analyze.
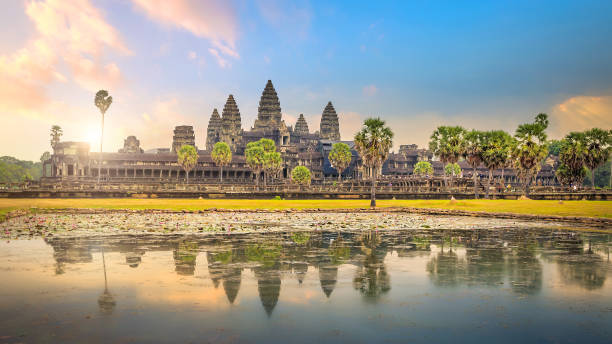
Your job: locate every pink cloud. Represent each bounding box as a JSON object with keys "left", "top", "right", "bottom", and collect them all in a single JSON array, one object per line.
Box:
[
  {"left": 549, "top": 94, "right": 612, "bottom": 139},
  {"left": 208, "top": 48, "right": 229, "bottom": 68},
  {"left": 132, "top": 0, "right": 239, "bottom": 59},
  {"left": 0, "top": 0, "right": 130, "bottom": 112}
]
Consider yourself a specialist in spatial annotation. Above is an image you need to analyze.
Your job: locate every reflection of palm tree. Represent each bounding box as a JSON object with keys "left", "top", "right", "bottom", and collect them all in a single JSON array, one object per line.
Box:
[
  {"left": 426, "top": 250, "right": 464, "bottom": 287},
  {"left": 98, "top": 246, "right": 116, "bottom": 314},
  {"left": 353, "top": 232, "right": 390, "bottom": 300},
  {"left": 507, "top": 242, "right": 542, "bottom": 295}
]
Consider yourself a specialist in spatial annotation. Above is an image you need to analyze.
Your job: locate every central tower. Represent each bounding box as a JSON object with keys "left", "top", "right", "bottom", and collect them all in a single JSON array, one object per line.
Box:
[{"left": 253, "top": 80, "right": 284, "bottom": 131}]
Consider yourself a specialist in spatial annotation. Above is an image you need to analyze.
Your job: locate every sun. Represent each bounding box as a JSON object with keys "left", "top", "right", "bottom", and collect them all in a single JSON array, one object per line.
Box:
[{"left": 84, "top": 128, "right": 100, "bottom": 149}]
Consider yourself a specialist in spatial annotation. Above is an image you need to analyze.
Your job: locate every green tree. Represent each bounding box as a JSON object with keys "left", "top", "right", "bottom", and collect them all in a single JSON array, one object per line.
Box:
[
  {"left": 177, "top": 145, "right": 198, "bottom": 184},
  {"left": 511, "top": 113, "right": 549, "bottom": 197},
  {"left": 547, "top": 139, "right": 563, "bottom": 157},
  {"left": 245, "top": 138, "right": 277, "bottom": 189},
  {"left": 583, "top": 128, "right": 612, "bottom": 189},
  {"left": 429, "top": 126, "right": 467, "bottom": 187},
  {"left": 557, "top": 132, "right": 588, "bottom": 188},
  {"left": 94, "top": 90, "right": 112, "bottom": 184},
  {"left": 291, "top": 165, "right": 311, "bottom": 187},
  {"left": 329, "top": 142, "right": 352, "bottom": 182},
  {"left": 481, "top": 130, "right": 513, "bottom": 199},
  {"left": 263, "top": 151, "right": 283, "bottom": 185},
  {"left": 50, "top": 125, "right": 62, "bottom": 151},
  {"left": 211, "top": 142, "right": 232, "bottom": 183},
  {"left": 413, "top": 161, "right": 433, "bottom": 177},
  {"left": 463, "top": 130, "right": 485, "bottom": 199},
  {"left": 354, "top": 118, "right": 394, "bottom": 208},
  {"left": 444, "top": 163, "right": 461, "bottom": 177}
]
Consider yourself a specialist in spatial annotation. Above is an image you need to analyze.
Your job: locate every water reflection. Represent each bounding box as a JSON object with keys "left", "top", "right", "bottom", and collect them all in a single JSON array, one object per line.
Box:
[
  {"left": 0, "top": 228, "right": 609, "bottom": 343},
  {"left": 38, "top": 229, "right": 610, "bottom": 316}
]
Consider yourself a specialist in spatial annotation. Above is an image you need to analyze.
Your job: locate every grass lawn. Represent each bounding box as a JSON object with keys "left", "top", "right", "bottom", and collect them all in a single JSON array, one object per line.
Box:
[{"left": 0, "top": 198, "right": 610, "bottom": 221}]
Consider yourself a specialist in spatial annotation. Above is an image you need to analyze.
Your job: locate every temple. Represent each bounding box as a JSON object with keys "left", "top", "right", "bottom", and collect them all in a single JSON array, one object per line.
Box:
[{"left": 41, "top": 80, "right": 558, "bottom": 186}]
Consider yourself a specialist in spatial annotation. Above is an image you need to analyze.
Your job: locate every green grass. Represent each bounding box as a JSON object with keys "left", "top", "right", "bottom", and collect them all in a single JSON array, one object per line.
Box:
[{"left": 0, "top": 198, "right": 610, "bottom": 220}]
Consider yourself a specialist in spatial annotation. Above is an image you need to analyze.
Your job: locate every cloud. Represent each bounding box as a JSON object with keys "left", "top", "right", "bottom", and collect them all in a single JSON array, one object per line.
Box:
[
  {"left": 187, "top": 51, "right": 197, "bottom": 60},
  {"left": 132, "top": 0, "right": 239, "bottom": 59},
  {"left": 362, "top": 84, "right": 378, "bottom": 97},
  {"left": 208, "top": 48, "right": 228, "bottom": 68},
  {"left": 549, "top": 94, "right": 612, "bottom": 139},
  {"left": 0, "top": 0, "right": 130, "bottom": 111}
]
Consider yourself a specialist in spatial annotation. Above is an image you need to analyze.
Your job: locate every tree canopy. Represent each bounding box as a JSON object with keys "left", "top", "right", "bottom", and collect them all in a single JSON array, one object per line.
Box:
[
  {"left": 413, "top": 161, "right": 433, "bottom": 176},
  {"left": 354, "top": 118, "right": 393, "bottom": 207},
  {"left": 328, "top": 142, "right": 352, "bottom": 181},
  {"left": 212, "top": 142, "right": 232, "bottom": 182},
  {"left": 177, "top": 145, "right": 198, "bottom": 183},
  {"left": 291, "top": 166, "right": 311, "bottom": 186}
]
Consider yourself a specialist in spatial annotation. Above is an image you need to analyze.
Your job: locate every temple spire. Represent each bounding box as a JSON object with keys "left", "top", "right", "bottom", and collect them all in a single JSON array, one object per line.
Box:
[
  {"left": 294, "top": 114, "right": 309, "bottom": 136},
  {"left": 320, "top": 101, "right": 340, "bottom": 140}
]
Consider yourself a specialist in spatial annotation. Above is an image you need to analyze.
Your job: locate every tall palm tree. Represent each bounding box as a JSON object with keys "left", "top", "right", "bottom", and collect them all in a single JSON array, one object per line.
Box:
[
  {"left": 463, "top": 130, "right": 484, "bottom": 199},
  {"left": 354, "top": 118, "right": 393, "bottom": 208},
  {"left": 557, "top": 132, "right": 588, "bottom": 188},
  {"left": 211, "top": 142, "right": 232, "bottom": 183},
  {"left": 94, "top": 90, "right": 112, "bottom": 184},
  {"left": 50, "top": 125, "right": 62, "bottom": 151},
  {"left": 481, "top": 130, "right": 513, "bottom": 199},
  {"left": 512, "top": 113, "right": 549, "bottom": 197},
  {"left": 583, "top": 128, "right": 612, "bottom": 188},
  {"left": 429, "top": 126, "right": 467, "bottom": 188}
]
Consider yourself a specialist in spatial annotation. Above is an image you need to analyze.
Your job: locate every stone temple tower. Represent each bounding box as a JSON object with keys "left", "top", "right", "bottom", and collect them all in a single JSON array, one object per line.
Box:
[
  {"left": 206, "top": 108, "right": 222, "bottom": 151},
  {"left": 294, "top": 114, "right": 309, "bottom": 136},
  {"left": 319, "top": 101, "right": 340, "bottom": 141},
  {"left": 253, "top": 80, "right": 284, "bottom": 131},
  {"left": 172, "top": 125, "right": 196, "bottom": 153},
  {"left": 221, "top": 95, "right": 242, "bottom": 151}
]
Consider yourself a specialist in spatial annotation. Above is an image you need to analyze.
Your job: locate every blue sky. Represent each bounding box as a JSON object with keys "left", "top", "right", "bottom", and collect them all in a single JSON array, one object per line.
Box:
[{"left": 1, "top": 0, "right": 611, "bottom": 160}]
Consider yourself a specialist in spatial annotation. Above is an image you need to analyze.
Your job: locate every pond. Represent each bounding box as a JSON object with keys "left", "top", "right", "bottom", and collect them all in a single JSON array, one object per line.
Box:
[{"left": 0, "top": 227, "right": 611, "bottom": 343}]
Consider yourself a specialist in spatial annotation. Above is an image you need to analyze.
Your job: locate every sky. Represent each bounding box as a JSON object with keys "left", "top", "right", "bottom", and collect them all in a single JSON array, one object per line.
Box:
[{"left": 1, "top": 0, "right": 611, "bottom": 161}]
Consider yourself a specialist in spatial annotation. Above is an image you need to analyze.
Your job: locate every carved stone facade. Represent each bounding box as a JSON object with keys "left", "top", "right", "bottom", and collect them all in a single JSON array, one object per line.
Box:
[
  {"left": 294, "top": 114, "right": 309, "bottom": 136},
  {"left": 45, "top": 80, "right": 559, "bottom": 186},
  {"left": 119, "top": 136, "right": 143, "bottom": 154},
  {"left": 319, "top": 102, "right": 340, "bottom": 140},
  {"left": 221, "top": 95, "right": 242, "bottom": 151},
  {"left": 171, "top": 125, "right": 196, "bottom": 153},
  {"left": 206, "top": 109, "right": 222, "bottom": 151}
]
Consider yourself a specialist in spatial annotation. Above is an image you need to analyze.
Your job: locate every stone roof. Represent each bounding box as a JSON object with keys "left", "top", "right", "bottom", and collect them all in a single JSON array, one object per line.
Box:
[
  {"left": 206, "top": 108, "right": 222, "bottom": 150},
  {"left": 221, "top": 95, "right": 241, "bottom": 134},
  {"left": 294, "top": 114, "right": 309, "bottom": 136},
  {"left": 320, "top": 101, "right": 340, "bottom": 140}
]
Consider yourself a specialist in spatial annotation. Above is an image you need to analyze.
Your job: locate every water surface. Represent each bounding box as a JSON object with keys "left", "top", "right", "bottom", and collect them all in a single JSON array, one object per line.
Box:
[{"left": 1, "top": 228, "right": 611, "bottom": 343}]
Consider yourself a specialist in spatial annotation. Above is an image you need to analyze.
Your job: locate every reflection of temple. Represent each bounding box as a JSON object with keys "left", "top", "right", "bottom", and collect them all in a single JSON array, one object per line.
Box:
[{"left": 44, "top": 230, "right": 609, "bottom": 317}]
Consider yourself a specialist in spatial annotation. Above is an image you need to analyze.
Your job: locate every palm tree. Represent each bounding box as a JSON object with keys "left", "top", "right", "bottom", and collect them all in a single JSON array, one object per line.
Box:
[
  {"left": 464, "top": 130, "right": 484, "bottom": 199},
  {"left": 557, "top": 132, "right": 588, "bottom": 188},
  {"left": 94, "top": 90, "right": 112, "bottom": 184},
  {"left": 329, "top": 142, "right": 352, "bottom": 182},
  {"left": 211, "top": 142, "right": 232, "bottom": 183},
  {"left": 177, "top": 145, "right": 198, "bottom": 184},
  {"left": 354, "top": 118, "right": 393, "bottom": 208},
  {"left": 429, "top": 126, "right": 467, "bottom": 188},
  {"left": 263, "top": 151, "right": 283, "bottom": 186},
  {"left": 511, "top": 113, "right": 549, "bottom": 197},
  {"left": 583, "top": 128, "right": 612, "bottom": 188},
  {"left": 50, "top": 125, "right": 62, "bottom": 151},
  {"left": 481, "top": 130, "right": 513, "bottom": 199}
]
